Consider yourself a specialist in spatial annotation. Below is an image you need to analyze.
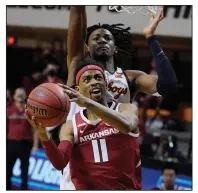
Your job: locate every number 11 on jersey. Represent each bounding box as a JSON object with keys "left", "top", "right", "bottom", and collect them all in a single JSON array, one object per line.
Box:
[{"left": 91, "top": 139, "right": 109, "bottom": 163}]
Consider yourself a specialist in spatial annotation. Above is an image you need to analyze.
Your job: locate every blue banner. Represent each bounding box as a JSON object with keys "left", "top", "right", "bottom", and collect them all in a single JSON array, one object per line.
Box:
[{"left": 11, "top": 149, "right": 192, "bottom": 190}]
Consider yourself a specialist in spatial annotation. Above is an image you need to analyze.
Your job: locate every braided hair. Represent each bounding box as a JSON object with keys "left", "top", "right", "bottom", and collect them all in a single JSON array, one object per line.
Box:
[{"left": 86, "top": 23, "right": 137, "bottom": 69}]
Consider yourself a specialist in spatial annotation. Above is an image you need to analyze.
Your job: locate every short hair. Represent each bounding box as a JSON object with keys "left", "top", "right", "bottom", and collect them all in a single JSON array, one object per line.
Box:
[
  {"left": 162, "top": 162, "right": 178, "bottom": 175},
  {"left": 74, "top": 59, "right": 105, "bottom": 85},
  {"left": 87, "top": 23, "right": 134, "bottom": 57}
]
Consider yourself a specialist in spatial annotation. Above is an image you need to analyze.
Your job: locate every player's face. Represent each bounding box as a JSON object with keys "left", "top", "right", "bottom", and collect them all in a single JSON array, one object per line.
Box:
[
  {"left": 78, "top": 70, "right": 106, "bottom": 102},
  {"left": 88, "top": 28, "right": 116, "bottom": 59},
  {"left": 163, "top": 169, "right": 176, "bottom": 188},
  {"left": 13, "top": 88, "right": 26, "bottom": 103}
]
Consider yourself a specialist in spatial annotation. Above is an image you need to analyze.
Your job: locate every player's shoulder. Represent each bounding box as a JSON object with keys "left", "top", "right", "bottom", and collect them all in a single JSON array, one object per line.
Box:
[
  {"left": 74, "top": 110, "right": 83, "bottom": 120},
  {"left": 59, "top": 120, "right": 74, "bottom": 142},
  {"left": 60, "top": 120, "right": 74, "bottom": 135},
  {"left": 73, "top": 109, "right": 88, "bottom": 126}
]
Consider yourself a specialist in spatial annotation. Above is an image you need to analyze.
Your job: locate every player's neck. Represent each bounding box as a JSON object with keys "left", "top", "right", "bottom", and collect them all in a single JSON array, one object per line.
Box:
[
  {"left": 97, "top": 57, "right": 116, "bottom": 74},
  {"left": 86, "top": 110, "right": 99, "bottom": 121},
  {"left": 86, "top": 100, "right": 108, "bottom": 121},
  {"left": 47, "top": 76, "right": 56, "bottom": 83}
]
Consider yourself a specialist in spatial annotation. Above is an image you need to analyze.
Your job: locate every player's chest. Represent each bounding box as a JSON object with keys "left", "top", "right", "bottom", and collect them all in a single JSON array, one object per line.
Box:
[
  {"left": 78, "top": 123, "right": 120, "bottom": 143},
  {"left": 106, "top": 75, "right": 129, "bottom": 98},
  {"left": 74, "top": 125, "right": 135, "bottom": 164}
]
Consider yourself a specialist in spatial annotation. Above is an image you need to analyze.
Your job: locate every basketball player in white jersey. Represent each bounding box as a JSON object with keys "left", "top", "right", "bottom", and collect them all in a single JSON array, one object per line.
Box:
[
  {"left": 66, "top": 6, "right": 177, "bottom": 109},
  {"left": 59, "top": 6, "right": 177, "bottom": 189}
]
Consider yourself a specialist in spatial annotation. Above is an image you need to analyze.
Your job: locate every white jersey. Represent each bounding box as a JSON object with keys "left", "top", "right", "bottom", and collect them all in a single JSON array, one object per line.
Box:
[
  {"left": 105, "top": 67, "right": 130, "bottom": 103},
  {"left": 60, "top": 67, "right": 131, "bottom": 190}
]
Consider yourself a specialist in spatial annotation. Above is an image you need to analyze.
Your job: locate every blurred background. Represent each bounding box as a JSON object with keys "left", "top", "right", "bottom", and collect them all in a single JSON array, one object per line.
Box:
[{"left": 6, "top": 5, "right": 192, "bottom": 190}]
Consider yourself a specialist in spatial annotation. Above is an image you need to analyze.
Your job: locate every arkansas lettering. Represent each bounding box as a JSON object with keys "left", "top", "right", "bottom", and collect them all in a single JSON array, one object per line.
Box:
[{"left": 80, "top": 128, "right": 119, "bottom": 142}]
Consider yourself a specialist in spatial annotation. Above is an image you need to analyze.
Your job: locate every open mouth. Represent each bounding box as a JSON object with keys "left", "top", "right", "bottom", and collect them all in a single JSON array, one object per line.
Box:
[{"left": 91, "top": 88, "right": 101, "bottom": 95}]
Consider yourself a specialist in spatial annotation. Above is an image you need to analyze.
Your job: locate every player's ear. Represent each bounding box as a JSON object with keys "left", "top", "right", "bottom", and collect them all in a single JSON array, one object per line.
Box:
[
  {"left": 85, "top": 44, "right": 90, "bottom": 56},
  {"left": 114, "top": 46, "right": 118, "bottom": 54}
]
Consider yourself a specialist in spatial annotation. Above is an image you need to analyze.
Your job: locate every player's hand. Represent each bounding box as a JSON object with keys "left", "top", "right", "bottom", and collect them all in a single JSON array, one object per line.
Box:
[
  {"left": 58, "top": 84, "right": 87, "bottom": 107},
  {"left": 25, "top": 107, "right": 49, "bottom": 141},
  {"left": 143, "top": 7, "right": 164, "bottom": 38}
]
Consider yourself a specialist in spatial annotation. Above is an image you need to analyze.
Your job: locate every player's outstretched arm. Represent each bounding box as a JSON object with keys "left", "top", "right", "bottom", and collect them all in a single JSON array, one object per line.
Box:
[
  {"left": 84, "top": 101, "right": 138, "bottom": 134},
  {"left": 67, "top": 6, "right": 87, "bottom": 87},
  {"left": 125, "top": 8, "right": 177, "bottom": 97},
  {"left": 25, "top": 108, "right": 74, "bottom": 170},
  {"left": 58, "top": 84, "right": 138, "bottom": 134},
  {"left": 141, "top": 8, "right": 177, "bottom": 96}
]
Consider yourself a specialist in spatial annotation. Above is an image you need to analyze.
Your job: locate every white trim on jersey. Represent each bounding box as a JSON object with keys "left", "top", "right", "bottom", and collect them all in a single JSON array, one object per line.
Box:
[
  {"left": 115, "top": 102, "right": 139, "bottom": 138},
  {"left": 115, "top": 102, "right": 121, "bottom": 112},
  {"left": 72, "top": 115, "right": 78, "bottom": 144},
  {"left": 128, "top": 132, "right": 139, "bottom": 137},
  {"left": 136, "top": 159, "right": 141, "bottom": 168},
  {"left": 109, "top": 100, "right": 117, "bottom": 109},
  {"left": 77, "top": 123, "right": 86, "bottom": 127},
  {"left": 116, "top": 67, "right": 123, "bottom": 74},
  {"left": 80, "top": 110, "right": 101, "bottom": 125}
]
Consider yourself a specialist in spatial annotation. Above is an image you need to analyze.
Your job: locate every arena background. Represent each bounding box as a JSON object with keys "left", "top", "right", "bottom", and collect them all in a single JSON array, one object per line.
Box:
[{"left": 6, "top": 5, "right": 192, "bottom": 190}]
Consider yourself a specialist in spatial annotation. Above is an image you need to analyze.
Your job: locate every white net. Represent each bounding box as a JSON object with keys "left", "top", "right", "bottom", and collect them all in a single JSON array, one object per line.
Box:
[{"left": 108, "top": 6, "right": 160, "bottom": 16}]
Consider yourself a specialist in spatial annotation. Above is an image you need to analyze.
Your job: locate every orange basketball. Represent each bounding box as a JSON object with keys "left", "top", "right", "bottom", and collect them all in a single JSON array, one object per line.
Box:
[{"left": 27, "top": 83, "right": 70, "bottom": 127}]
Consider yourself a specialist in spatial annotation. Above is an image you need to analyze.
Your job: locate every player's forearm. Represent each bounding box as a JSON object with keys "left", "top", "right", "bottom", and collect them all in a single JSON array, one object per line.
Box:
[
  {"left": 67, "top": 56, "right": 81, "bottom": 87},
  {"left": 41, "top": 139, "right": 72, "bottom": 171},
  {"left": 67, "top": 6, "right": 87, "bottom": 87},
  {"left": 84, "top": 99, "right": 136, "bottom": 134},
  {"left": 147, "top": 35, "right": 177, "bottom": 96},
  {"left": 67, "top": 6, "right": 87, "bottom": 68}
]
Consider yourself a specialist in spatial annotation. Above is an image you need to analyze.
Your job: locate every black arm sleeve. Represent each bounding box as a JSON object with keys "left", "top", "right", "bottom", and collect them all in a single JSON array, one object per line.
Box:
[{"left": 147, "top": 35, "right": 178, "bottom": 97}]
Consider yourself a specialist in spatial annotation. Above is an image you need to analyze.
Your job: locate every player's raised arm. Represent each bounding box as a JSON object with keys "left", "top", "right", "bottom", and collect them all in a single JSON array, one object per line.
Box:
[
  {"left": 125, "top": 70, "right": 159, "bottom": 95},
  {"left": 25, "top": 109, "right": 74, "bottom": 171},
  {"left": 67, "top": 6, "right": 87, "bottom": 87},
  {"left": 126, "top": 8, "right": 177, "bottom": 97}
]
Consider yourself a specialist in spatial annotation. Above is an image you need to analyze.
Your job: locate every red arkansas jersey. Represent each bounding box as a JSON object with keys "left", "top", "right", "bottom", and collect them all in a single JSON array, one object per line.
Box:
[{"left": 64, "top": 101, "right": 142, "bottom": 190}]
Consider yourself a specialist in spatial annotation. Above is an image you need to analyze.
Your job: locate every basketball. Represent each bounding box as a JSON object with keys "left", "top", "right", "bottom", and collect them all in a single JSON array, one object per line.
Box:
[{"left": 27, "top": 83, "right": 70, "bottom": 127}]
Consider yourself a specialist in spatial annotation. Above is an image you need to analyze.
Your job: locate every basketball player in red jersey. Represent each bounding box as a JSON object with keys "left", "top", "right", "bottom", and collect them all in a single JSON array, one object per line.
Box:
[{"left": 25, "top": 60, "right": 142, "bottom": 190}]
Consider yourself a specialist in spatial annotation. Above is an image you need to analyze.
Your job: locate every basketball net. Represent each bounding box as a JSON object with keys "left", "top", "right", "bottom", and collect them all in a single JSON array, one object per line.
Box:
[{"left": 108, "top": 6, "right": 160, "bottom": 16}]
